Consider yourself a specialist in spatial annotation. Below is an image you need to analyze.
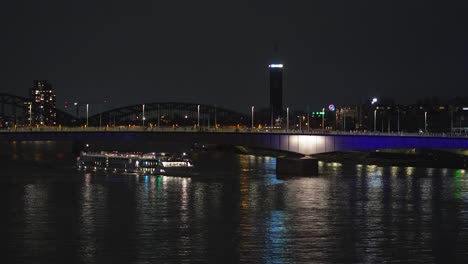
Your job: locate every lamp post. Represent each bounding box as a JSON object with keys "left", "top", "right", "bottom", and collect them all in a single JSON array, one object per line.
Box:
[
  {"left": 424, "top": 111, "right": 427, "bottom": 133},
  {"left": 450, "top": 106, "right": 453, "bottom": 133},
  {"left": 397, "top": 107, "right": 400, "bottom": 133},
  {"left": 322, "top": 107, "right": 325, "bottom": 132},
  {"left": 157, "top": 104, "right": 160, "bottom": 128},
  {"left": 197, "top": 104, "right": 200, "bottom": 128},
  {"left": 214, "top": 104, "right": 217, "bottom": 129},
  {"left": 286, "top": 107, "right": 289, "bottom": 132},
  {"left": 142, "top": 104, "right": 145, "bottom": 127},
  {"left": 74, "top": 102, "right": 79, "bottom": 117},
  {"left": 373, "top": 110, "right": 377, "bottom": 132},
  {"left": 342, "top": 108, "right": 346, "bottom": 131},
  {"left": 28, "top": 102, "right": 32, "bottom": 126},
  {"left": 86, "top": 104, "right": 89, "bottom": 127},
  {"left": 371, "top": 97, "right": 378, "bottom": 132},
  {"left": 251, "top": 106, "right": 254, "bottom": 129},
  {"left": 307, "top": 105, "right": 310, "bottom": 132}
]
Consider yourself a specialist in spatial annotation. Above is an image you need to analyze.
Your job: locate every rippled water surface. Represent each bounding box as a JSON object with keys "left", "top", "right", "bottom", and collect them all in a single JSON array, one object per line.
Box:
[{"left": 1, "top": 142, "right": 468, "bottom": 263}]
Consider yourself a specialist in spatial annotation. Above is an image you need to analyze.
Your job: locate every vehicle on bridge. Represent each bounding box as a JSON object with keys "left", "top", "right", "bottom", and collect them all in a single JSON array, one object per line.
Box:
[{"left": 77, "top": 151, "right": 196, "bottom": 177}]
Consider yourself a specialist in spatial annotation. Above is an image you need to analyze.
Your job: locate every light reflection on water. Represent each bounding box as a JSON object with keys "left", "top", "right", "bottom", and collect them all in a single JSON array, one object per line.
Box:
[{"left": 1, "top": 143, "right": 468, "bottom": 263}]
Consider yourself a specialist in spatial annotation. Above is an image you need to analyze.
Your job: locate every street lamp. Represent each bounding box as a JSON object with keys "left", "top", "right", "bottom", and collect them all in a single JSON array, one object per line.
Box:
[
  {"left": 197, "top": 104, "right": 200, "bottom": 128},
  {"left": 86, "top": 103, "right": 89, "bottom": 127},
  {"left": 397, "top": 106, "right": 400, "bottom": 133},
  {"left": 286, "top": 107, "right": 289, "bottom": 132},
  {"left": 214, "top": 104, "right": 217, "bottom": 129},
  {"left": 157, "top": 104, "right": 160, "bottom": 128},
  {"left": 374, "top": 109, "right": 377, "bottom": 132},
  {"left": 450, "top": 106, "right": 453, "bottom": 133},
  {"left": 307, "top": 105, "right": 310, "bottom": 132},
  {"left": 371, "top": 97, "right": 378, "bottom": 132},
  {"left": 73, "top": 102, "right": 79, "bottom": 117},
  {"left": 424, "top": 111, "right": 427, "bottom": 133},
  {"left": 251, "top": 106, "right": 254, "bottom": 129},
  {"left": 342, "top": 108, "right": 346, "bottom": 131},
  {"left": 27, "top": 102, "right": 32, "bottom": 126},
  {"left": 322, "top": 107, "right": 325, "bottom": 132},
  {"left": 142, "top": 104, "right": 145, "bottom": 127}
]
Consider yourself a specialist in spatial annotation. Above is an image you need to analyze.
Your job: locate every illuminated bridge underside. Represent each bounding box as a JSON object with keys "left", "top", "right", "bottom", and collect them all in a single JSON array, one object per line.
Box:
[{"left": 2, "top": 132, "right": 468, "bottom": 155}]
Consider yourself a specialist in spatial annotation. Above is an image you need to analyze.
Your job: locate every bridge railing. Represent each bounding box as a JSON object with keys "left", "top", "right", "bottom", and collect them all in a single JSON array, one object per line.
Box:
[{"left": 1, "top": 126, "right": 468, "bottom": 138}]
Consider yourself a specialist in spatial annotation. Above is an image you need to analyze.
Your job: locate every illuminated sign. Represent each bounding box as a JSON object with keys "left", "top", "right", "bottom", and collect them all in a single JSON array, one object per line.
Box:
[
  {"left": 311, "top": 111, "right": 325, "bottom": 115},
  {"left": 463, "top": 107, "right": 468, "bottom": 111},
  {"left": 328, "top": 104, "right": 335, "bottom": 111},
  {"left": 269, "top": 64, "right": 284, "bottom": 68}
]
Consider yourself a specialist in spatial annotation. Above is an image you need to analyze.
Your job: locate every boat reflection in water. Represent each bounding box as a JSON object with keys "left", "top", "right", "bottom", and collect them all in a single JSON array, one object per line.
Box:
[{"left": 76, "top": 151, "right": 196, "bottom": 177}]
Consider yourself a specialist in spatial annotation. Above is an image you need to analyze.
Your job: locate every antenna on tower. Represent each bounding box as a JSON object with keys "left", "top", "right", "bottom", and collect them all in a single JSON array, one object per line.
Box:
[
  {"left": 272, "top": 44, "right": 281, "bottom": 63},
  {"left": 273, "top": 43, "right": 279, "bottom": 53}
]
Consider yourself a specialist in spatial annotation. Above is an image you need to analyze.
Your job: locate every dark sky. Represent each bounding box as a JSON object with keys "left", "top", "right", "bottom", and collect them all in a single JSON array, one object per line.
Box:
[{"left": 1, "top": 0, "right": 467, "bottom": 113}]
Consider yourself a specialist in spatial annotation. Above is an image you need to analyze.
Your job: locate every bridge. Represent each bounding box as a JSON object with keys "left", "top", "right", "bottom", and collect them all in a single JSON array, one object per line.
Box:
[
  {"left": 87, "top": 102, "right": 249, "bottom": 127},
  {"left": 1, "top": 92, "right": 467, "bottom": 155},
  {"left": 1, "top": 128, "right": 467, "bottom": 155},
  {"left": 0, "top": 92, "right": 78, "bottom": 126}
]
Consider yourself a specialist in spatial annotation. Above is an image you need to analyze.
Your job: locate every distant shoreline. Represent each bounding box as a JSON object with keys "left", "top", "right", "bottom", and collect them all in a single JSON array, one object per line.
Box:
[
  {"left": 193, "top": 144, "right": 467, "bottom": 169},
  {"left": 313, "top": 150, "right": 467, "bottom": 169}
]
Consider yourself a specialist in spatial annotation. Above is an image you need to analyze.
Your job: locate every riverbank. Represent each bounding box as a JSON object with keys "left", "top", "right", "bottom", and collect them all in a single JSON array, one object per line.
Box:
[
  {"left": 313, "top": 149, "right": 467, "bottom": 169},
  {"left": 194, "top": 144, "right": 467, "bottom": 169}
]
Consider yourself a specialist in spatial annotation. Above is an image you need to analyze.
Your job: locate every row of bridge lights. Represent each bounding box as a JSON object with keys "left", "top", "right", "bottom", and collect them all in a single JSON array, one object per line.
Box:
[
  {"left": 372, "top": 97, "right": 428, "bottom": 133},
  {"left": 80, "top": 101, "right": 425, "bottom": 132},
  {"left": 85, "top": 99, "right": 436, "bottom": 131},
  {"left": 137, "top": 104, "right": 326, "bottom": 131},
  {"left": 141, "top": 104, "right": 201, "bottom": 128}
]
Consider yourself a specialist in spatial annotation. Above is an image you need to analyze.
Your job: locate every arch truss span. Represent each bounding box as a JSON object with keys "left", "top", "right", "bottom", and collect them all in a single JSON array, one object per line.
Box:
[
  {"left": 88, "top": 102, "right": 249, "bottom": 127},
  {"left": 0, "top": 92, "right": 30, "bottom": 126},
  {"left": 0, "top": 92, "right": 76, "bottom": 126}
]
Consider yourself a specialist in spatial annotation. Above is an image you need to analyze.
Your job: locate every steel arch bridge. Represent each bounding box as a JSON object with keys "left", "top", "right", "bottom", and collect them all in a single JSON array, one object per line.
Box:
[
  {"left": 0, "top": 93, "right": 27, "bottom": 125},
  {"left": 88, "top": 102, "right": 250, "bottom": 127},
  {"left": 0, "top": 92, "right": 76, "bottom": 126}
]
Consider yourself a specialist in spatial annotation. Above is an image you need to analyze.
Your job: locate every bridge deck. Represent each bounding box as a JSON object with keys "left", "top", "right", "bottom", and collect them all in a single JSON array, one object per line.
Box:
[{"left": 1, "top": 128, "right": 467, "bottom": 155}]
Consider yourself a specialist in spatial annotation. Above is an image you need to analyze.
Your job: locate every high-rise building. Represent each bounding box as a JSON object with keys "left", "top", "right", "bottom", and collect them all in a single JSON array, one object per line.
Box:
[
  {"left": 30, "top": 80, "right": 56, "bottom": 125},
  {"left": 269, "top": 63, "right": 283, "bottom": 123}
]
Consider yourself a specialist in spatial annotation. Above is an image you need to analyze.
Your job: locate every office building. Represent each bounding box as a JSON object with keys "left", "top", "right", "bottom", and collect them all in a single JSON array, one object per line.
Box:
[
  {"left": 269, "top": 63, "right": 283, "bottom": 123},
  {"left": 30, "top": 80, "right": 56, "bottom": 125}
]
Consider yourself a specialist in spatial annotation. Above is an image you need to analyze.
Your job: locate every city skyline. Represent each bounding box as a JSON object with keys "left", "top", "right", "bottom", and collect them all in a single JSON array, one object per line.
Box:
[{"left": 1, "top": 1, "right": 467, "bottom": 113}]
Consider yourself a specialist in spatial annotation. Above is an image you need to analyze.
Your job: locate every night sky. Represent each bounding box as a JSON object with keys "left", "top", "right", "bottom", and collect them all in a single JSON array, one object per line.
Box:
[{"left": 1, "top": 0, "right": 467, "bottom": 113}]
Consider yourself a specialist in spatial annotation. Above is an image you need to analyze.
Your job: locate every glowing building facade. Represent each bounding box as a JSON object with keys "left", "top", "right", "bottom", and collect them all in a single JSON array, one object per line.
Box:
[{"left": 30, "top": 80, "right": 56, "bottom": 125}]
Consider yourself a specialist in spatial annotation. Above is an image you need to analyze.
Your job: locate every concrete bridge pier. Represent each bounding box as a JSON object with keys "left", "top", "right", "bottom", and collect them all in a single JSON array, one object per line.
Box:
[{"left": 276, "top": 155, "right": 319, "bottom": 176}]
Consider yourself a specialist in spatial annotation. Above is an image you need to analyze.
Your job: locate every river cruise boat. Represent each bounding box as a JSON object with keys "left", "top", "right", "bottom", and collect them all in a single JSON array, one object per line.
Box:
[{"left": 77, "top": 151, "right": 196, "bottom": 176}]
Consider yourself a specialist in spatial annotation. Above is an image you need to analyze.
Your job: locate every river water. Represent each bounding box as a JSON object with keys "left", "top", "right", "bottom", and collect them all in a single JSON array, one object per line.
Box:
[{"left": 1, "top": 141, "right": 468, "bottom": 263}]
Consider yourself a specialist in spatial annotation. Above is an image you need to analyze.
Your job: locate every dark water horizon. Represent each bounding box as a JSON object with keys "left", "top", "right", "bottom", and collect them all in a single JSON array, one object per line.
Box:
[{"left": 1, "top": 141, "right": 468, "bottom": 263}]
